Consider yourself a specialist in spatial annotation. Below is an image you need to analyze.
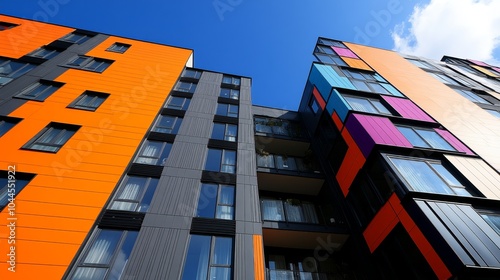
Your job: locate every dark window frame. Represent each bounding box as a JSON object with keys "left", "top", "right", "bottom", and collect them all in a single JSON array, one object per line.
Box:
[
  {"left": 68, "top": 90, "right": 109, "bottom": 111},
  {"left": 134, "top": 140, "right": 172, "bottom": 166},
  {"left": 59, "top": 32, "right": 92, "bottom": 44},
  {"left": 106, "top": 42, "right": 131, "bottom": 54},
  {"left": 196, "top": 183, "right": 235, "bottom": 220},
  {"left": 216, "top": 103, "right": 239, "bottom": 118},
  {"left": 222, "top": 75, "right": 241, "bottom": 86},
  {"left": 27, "top": 46, "right": 61, "bottom": 60},
  {"left": 342, "top": 94, "right": 393, "bottom": 116},
  {"left": 165, "top": 95, "right": 191, "bottom": 111},
  {"left": 14, "top": 80, "right": 64, "bottom": 101},
  {"left": 0, "top": 170, "right": 35, "bottom": 211},
  {"left": 395, "top": 125, "right": 456, "bottom": 151},
  {"left": 175, "top": 81, "right": 197, "bottom": 93},
  {"left": 205, "top": 148, "right": 237, "bottom": 174},
  {"left": 0, "top": 21, "right": 18, "bottom": 31},
  {"left": 65, "top": 55, "right": 113, "bottom": 73},
  {"left": 182, "top": 69, "right": 202, "bottom": 79},
  {"left": 108, "top": 175, "right": 159, "bottom": 213},
  {"left": 0, "top": 116, "right": 22, "bottom": 137},
  {"left": 0, "top": 57, "right": 37, "bottom": 85},
  {"left": 219, "top": 87, "right": 240, "bottom": 100},
  {"left": 211, "top": 122, "right": 237, "bottom": 142},
  {"left": 23, "top": 122, "right": 80, "bottom": 153},
  {"left": 152, "top": 115, "right": 183, "bottom": 135}
]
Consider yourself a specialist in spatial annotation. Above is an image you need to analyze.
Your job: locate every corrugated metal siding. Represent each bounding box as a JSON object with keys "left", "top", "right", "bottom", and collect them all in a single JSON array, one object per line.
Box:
[
  {"left": 352, "top": 114, "right": 412, "bottom": 148},
  {"left": 122, "top": 228, "right": 190, "bottom": 280},
  {"left": 434, "top": 129, "right": 474, "bottom": 155},
  {"left": 332, "top": 46, "right": 359, "bottom": 59},
  {"left": 381, "top": 96, "right": 435, "bottom": 122},
  {"left": 444, "top": 155, "right": 500, "bottom": 200},
  {"left": 326, "top": 89, "right": 351, "bottom": 122},
  {"left": 234, "top": 234, "right": 256, "bottom": 280},
  {"left": 416, "top": 200, "right": 500, "bottom": 267},
  {"left": 342, "top": 57, "right": 372, "bottom": 71}
]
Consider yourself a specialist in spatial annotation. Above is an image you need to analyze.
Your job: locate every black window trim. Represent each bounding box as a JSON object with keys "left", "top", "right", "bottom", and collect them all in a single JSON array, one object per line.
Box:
[
  {"left": 67, "top": 90, "right": 110, "bottom": 111},
  {"left": 22, "top": 122, "right": 80, "bottom": 153}
]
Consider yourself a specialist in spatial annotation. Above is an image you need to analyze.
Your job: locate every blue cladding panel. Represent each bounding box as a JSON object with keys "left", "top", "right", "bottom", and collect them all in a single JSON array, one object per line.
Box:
[
  {"left": 309, "top": 65, "right": 333, "bottom": 102},
  {"left": 309, "top": 64, "right": 356, "bottom": 104},
  {"left": 381, "top": 83, "right": 404, "bottom": 97},
  {"left": 326, "top": 89, "right": 350, "bottom": 122}
]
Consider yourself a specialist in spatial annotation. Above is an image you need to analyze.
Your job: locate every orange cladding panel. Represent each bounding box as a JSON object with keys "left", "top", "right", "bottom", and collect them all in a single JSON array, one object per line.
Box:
[
  {"left": 253, "top": 235, "right": 265, "bottom": 280},
  {"left": 0, "top": 25, "right": 192, "bottom": 279},
  {"left": 345, "top": 42, "right": 500, "bottom": 172},
  {"left": 342, "top": 57, "right": 373, "bottom": 71},
  {"left": 0, "top": 15, "right": 74, "bottom": 58},
  {"left": 336, "top": 128, "right": 365, "bottom": 196}
]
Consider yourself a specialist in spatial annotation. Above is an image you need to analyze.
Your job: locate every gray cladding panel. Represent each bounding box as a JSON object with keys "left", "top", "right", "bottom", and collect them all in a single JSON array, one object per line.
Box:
[
  {"left": 166, "top": 141, "right": 207, "bottom": 170},
  {"left": 235, "top": 183, "right": 261, "bottom": 223},
  {"left": 149, "top": 176, "right": 200, "bottom": 216},
  {"left": 234, "top": 234, "right": 256, "bottom": 280},
  {"left": 121, "top": 227, "right": 190, "bottom": 280}
]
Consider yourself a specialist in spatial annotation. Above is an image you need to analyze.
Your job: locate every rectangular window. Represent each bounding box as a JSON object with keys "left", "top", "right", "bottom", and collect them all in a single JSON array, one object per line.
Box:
[
  {"left": 205, "top": 148, "right": 236, "bottom": 174},
  {"left": 108, "top": 176, "right": 159, "bottom": 212},
  {"left": 453, "top": 88, "right": 492, "bottom": 105},
  {"left": 65, "top": 56, "right": 112, "bottom": 73},
  {"left": 315, "top": 45, "right": 335, "bottom": 54},
  {"left": 28, "top": 47, "right": 61, "bottom": 60},
  {"left": 222, "top": 75, "right": 240, "bottom": 86},
  {"left": 407, "top": 58, "right": 438, "bottom": 70},
  {"left": 134, "top": 140, "right": 172, "bottom": 166},
  {"left": 343, "top": 95, "right": 392, "bottom": 115},
  {"left": 175, "top": 81, "right": 197, "bottom": 93},
  {"left": 59, "top": 32, "right": 91, "bottom": 44},
  {"left": 15, "top": 80, "right": 64, "bottom": 101},
  {"left": 387, "top": 155, "right": 472, "bottom": 197},
  {"left": 220, "top": 88, "right": 239, "bottom": 100},
  {"left": 24, "top": 123, "right": 79, "bottom": 152},
  {"left": 1, "top": 170, "right": 35, "bottom": 210},
  {"left": 0, "top": 21, "right": 17, "bottom": 31},
  {"left": 429, "top": 72, "right": 461, "bottom": 86},
  {"left": 0, "top": 116, "right": 21, "bottom": 137},
  {"left": 152, "top": 115, "right": 183, "bottom": 134},
  {"left": 165, "top": 96, "right": 191, "bottom": 110},
  {"left": 396, "top": 126, "right": 455, "bottom": 151},
  {"left": 182, "top": 235, "right": 233, "bottom": 280},
  {"left": 70, "top": 229, "right": 138, "bottom": 280},
  {"left": 256, "top": 154, "right": 275, "bottom": 168},
  {"left": 196, "top": 183, "right": 235, "bottom": 220},
  {"left": 211, "top": 123, "right": 237, "bottom": 142},
  {"left": 341, "top": 68, "right": 402, "bottom": 96},
  {"left": 68, "top": 91, "right": 109, "bottom": 111},
  {"left": 0, "top": 58, "right": 36, "bottom": 85},
  {"left": 314, "top": 53, "right": 347, "bottom": 66},
  {"left": 309, "top": 96, "right": 320, "bottom": 114},
  {"left": 480, "top": 212, "right": 500, "bottom": 236},
  {"left": 318, "top": 38, "right": 346, "bottom": 48},
  {"left": 261, "top": 198, "right": 319, "bottom": 224},
  {"left": 106, "top": 42, "right": 130, "bottom": 53},
  {"left": 216, "top": 103, "right": 238, "bottom": 118},
  {"left": 182, "top": 69, "right": 202, "bottom": 79}
]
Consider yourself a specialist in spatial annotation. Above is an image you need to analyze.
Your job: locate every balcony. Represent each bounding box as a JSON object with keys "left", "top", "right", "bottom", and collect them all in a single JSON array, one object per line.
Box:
[
  {"left": 257, "top": 153, "right": 324, "bottom": 195},
  {"left": 254, "top": 116, "right": 311, "bottom": 157}
]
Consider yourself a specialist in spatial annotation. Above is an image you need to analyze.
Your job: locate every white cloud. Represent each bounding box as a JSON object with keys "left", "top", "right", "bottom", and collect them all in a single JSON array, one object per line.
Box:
[{"left": 392, "top": 0, "right": 500, "bottom": 65}]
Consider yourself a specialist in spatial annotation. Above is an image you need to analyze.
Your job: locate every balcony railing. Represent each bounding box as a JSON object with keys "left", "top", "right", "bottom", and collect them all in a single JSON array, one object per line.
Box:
[{"left": 265, "top": 269, "right": 336, "bottom": 280}]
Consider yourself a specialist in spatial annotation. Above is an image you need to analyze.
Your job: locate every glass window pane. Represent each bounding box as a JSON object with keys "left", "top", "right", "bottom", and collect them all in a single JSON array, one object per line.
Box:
[
  {"left": 276, "top": 156, "right": 297, "bottom": 170},
  {"left": 197, "top": 183, "right": 217, "bottom": 218},
  {"left": 390, "top": 158, "right": 454, "bottom": 195},
  {"left": 72, "top": 267, "right": 108, "bottom": 280},
  {"left": 225, "top": 124, "right": 237, "bottom": 142},
  {"left": 219, "top": 185, "right": 234, "bottom": 205},
  {"left": 486, "top": 109, "right": 500, "bottom": 118},
  {"left": 228, "top": 105, "right": 238, "bottom": 118},
  {"left": 261, "top": 199, "right": 285, "bottom": 221},
  {"left": 205, "top": 149, "right": 222, "bottom": 172},
  {"left": 397, "top": 126, "right": 430, "bottom": 148},
  {"left": 368, "top": 82, "right": 390, "bottom": 94},
  {"left": 212, "top": 237, "right": 233, "bottom": 265},
  {"left": 257, "top": 154, "right": 274, "bottom": 168},
  {"left": 182, "top": 235, "right": 211, "bottom": 280},
  {"left": 221, "top": 150, "right": 236, "bottom": 173},
  {"left": 481, "top": 214, "right": 500, "bottom": 235},
  {"left": 416, "top": 129, "right": 455, "bottom": 150},
  {"left": 216, "top": 205, "right": 234, "bottom": 220},
  {"left": 429, "top": 163, "right": 463, "bottom": 187},
  {"left": 344, "top": 96, "right": 377, "bottom": 113},
  {"left": 107, "top": 231, "right": 138, "bottom": 280},
  {"left": 284, "top": 200, "right": 305, "bottom": 222},
  {"left": 371, "top": 100, "right": 391, "bottom": 114},
  {"left": 209, "top": 267, "right": 231, "bottom": 280},
  {"left": 351, "top": 80, "right": 371, "bottom": 92},
  {"left": 346, "top": 70, "right": 365, "bottom": 80},
  {"left": 138, "top": 178, "right": 159, "bottom": 212},
  {"left": 216, "top": 104, "right": 228, "bottom": 116},
  {"left": 83, "top": 230, "right": 122, "bottom": 265},
  {"left": 211, "top": 123, "right": 225, "bottom": 140}
]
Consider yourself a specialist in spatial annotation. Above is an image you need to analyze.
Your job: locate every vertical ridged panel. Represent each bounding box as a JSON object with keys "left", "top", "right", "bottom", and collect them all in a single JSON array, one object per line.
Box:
[
  {"left": 234, "top": 234, "right": 255, "bottom": 280},
  {"left": 381, "top": 96, "right": 435, "bottom": 122},
  {"left": 434, "top": 129, "right": 474, "bottom": 155},
  {"left": 122, "top": 228, "right": 190, "bottom": 280},
  {"left": 149, "top": 177, "right": 199, "bottom": 216},
  {"left": 444, "top": 155, "right": 500, "bottom": 200},
  {"left": 253, "top": 235, "right": 265, "bottom": 280},
  {"left": 309, "top": 66, "right": 332, "bottom": 102},
  {"left": 352, "top": 114, "right": 412, "bottom": 148},
  {"left": 326, "top": 89, "right": 351, "bottom": 122},
  {"left": 316, "top": 64, "right": 356, "bottom": 91}
]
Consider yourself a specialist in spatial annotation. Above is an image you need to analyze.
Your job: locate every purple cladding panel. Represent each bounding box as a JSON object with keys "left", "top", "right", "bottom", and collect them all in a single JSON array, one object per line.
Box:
[
  {"left": 467, "top": 59, "right": 490, "bottom": 67},
  {"left": 381, "top": 96, "right": 435, "bottom": 123},
  {"left": 435, "top": 129, "right": 475, "bottom": 155},
  {"left": 493, "top": 67, "right": 500, "bottom": 74},
  {"left": 345, "top": 114, "right": 412, "bottom": 157},
  {"left": 332, "top": 46, "right": 359, "bottom": 59}
]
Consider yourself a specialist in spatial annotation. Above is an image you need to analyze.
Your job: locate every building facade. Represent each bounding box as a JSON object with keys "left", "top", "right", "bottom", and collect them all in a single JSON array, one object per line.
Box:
[{"left": 1, "top": 15, "right": 500, "bottom": 280}]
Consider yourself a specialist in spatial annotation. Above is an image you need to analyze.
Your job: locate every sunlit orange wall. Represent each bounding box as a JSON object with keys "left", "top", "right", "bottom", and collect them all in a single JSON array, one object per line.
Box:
[
  {"left": 0, "top": 15, "right": 73, "bottom": 58},
  {"left": 346, "top": 43, "right": 500, "bottom": 172},
  {"left": 0, "top": 17, "right": 192, "bottom": 279}
]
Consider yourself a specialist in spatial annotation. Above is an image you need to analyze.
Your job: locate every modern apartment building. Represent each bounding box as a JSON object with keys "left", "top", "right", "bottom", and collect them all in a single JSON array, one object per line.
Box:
[{"left": 1, "top": 14, "right": 500, "bottom": 280}]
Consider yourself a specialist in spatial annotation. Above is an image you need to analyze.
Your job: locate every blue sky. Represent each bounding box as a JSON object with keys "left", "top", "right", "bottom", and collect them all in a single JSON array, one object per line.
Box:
[{"left": 2, "top": 0, "right": 499, "bottom": 110}]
